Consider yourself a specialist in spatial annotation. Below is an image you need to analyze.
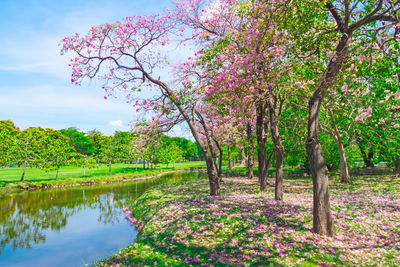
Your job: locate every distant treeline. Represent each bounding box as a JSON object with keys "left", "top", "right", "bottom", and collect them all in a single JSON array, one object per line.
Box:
[{"left": 0, "top": 120, "right": 203, "bottom": 180}]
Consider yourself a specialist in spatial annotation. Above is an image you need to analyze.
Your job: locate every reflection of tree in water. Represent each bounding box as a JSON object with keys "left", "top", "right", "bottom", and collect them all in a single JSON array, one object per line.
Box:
[
  {"left": 0, "top": 206, "right": 73, "bottom": 254},
  {"left": 96, "top": 172, "right": 206, "bottom": 225},
  {"left": 0, "top": 171, "right": 206, "bottom": 256},
  {"left": 97, "top": 193, "right": 128, "bottom": 225}
]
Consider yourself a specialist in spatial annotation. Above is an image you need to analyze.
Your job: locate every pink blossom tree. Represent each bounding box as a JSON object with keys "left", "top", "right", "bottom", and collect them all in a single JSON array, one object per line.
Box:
[
  {"left": 61, "top": 11, "right": 223, "bottom": 195},
  {"left": 198, "top": 0, "right": 297, "bottom": 200}
]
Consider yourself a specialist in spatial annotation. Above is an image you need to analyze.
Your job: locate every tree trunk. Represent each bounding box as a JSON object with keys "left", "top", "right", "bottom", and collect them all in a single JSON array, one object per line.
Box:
[
  {"left": 267, "top": 98, "right": 284, "bottom": 200},
  {"left": 205, "top": 152, "right": 220, "bottom": 196},
  {"left": 395, "top": 155, "right": 400, "bottom": 177},
  {"left": 20, "top": 159, "right": 27, "bottom": 182},
  {"left": 328, "top": 109, "right": 350, "bottom": 183},
  {"left": 154, "top": 79, "right": 221, "bottom": 196},
  {"left": 306, "top": 31, "right": 351, "bottom": 237},
  {"left": 337, "top": 137, "right": 350, "bottom": 183},
  {"left": 184, "top": 108, "right": 221, "bottom": 196},
  {"left": 361, "top": 150, "right": 374, "bottom": 168},
  {"left": 56, "top": 167, "right": 59, "bottom": 179},
  {"left": 355, "top": 133, "right": 374, "bottom": 168},
  {"left": 125, "top": 162, "right": 129, "bottom": 173},
  {"left": 218, "top": 150, "right": 223, "bottom": 178},
  {"left": 258, "top": 142, "right": 267, "bottom": 190},
  {"left": 240, "top": 150, "right": 246, "bottom": 166},
  {"left": 266, "top": 149, "right": 274, "bottom": 176},
  {"left": 109, "top": 160, "right": 112, "bottom": 175},
  {"left": 256, "top": 102, "right": 268, "bottom": 191},
  {"left": 270, "top": 121, "right": 284, "bottom": 201},
  {"left": 83, "top": 166, "right": 86, "bottom": 177},
  {"left": 274, "top": 147, "right": 284, "bottom": 200},
  {"left": 246, "top": 123, "right": 255, "bottom": 179},
  {"left": 203, "top": 144, "right": 220, "bottom": 196},
  {"left": 143, "top": 160, "right": 146, "bottom": 169},
  {"left": 307, "top": 92, "right": 334, "bottom": 237},
  {"left": 228, "top": 146, "right": 232, "bottom": 170},
  {"left": 213, "top": 139, "right": 223, "bottom": 180}
]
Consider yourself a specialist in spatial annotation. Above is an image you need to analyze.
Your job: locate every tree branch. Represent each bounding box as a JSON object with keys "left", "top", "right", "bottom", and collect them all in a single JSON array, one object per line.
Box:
[
  {"left": 324, "top": 1, "right": 345, "bottom": 32},
  {"left": 349, "top": 0, "right": 388, "bottom": 31}
]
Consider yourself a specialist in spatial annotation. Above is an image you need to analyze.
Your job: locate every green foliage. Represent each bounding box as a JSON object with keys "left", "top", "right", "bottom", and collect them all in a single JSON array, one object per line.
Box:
[
  {"left": 14, "top": 127, "right": 48, "bottom": 168},
  {"left": 0, "top": 161, "right": 207, "bottom": 190},
  {"left": 280, "top": 98, "right": 308, "bottom": 168},
  {"left": 166, "top": 136, "right": 199, "bottom": 161},
  {"left": 320, "top": 132, "right": 340, "bottom": 171},
  {"left": 344, "top": 145, "right": 363, "bottom": 170},
  {"left": 99, "top": 136, "right": 116, "bottom": 164},
  {"left": 155, "top": 136, "right": 183, "bottom": 166},
  {"left": 60, "top": 127, "right": 94, "bottom": 155},
  {"left": 113, "top": 131, "right": 135, "bottom": 163},
  {"left": 0, "top": 120, "right": 20, "bottom": 166},
  {"left": 87, "top": 129, "right": 107, "bottom": 157},
  {"left": 40, "top": 129, "right": 77, "bottom": 177}
]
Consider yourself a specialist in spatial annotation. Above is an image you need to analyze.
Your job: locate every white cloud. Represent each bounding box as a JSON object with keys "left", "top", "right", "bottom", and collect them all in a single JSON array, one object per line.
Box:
[
  {"left": 0, "top": 33, "right": 71, "bottom": 79},
  {"left": 0, "top": 84, "right": 132, "bottom": 113},
  {"left": 109, "top": 120, "right": 123, "bottom": 127},
  {"left": 0, "top": 3, "right": 125, "bottom": 79},
  {"left": 0, "top": 0, "right": 190, "bottom": 137},
  {"left": 0, "top": 84, "right": 134, "bottom": 135}
]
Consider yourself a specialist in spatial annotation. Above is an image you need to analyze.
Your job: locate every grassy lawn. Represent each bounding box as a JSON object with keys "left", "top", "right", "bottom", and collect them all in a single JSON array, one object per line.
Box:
[
  {"left": 0, "top": 161, "right": 205, "bottom": 191},
  {"left": 98, "top": 175, "right": 400, "bottom": 266},
  {"left": 221, "top": 165, "right": 307, "bottom": 177}
]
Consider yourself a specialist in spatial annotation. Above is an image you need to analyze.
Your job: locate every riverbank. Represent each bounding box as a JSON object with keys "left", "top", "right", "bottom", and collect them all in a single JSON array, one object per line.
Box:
[
  {"left": 97, "top": 175, "right": 400, "bottom": 266},
  {"left": 0, "top": 162, "right": 206, "bottom": 193}
]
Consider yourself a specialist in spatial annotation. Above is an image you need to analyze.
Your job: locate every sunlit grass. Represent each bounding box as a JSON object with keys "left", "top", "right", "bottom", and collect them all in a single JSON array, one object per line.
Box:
[
  {"left": 97, "top": 175, "right": 400, "bottom": 266},
  {"left": 0, "top": 161, "right": 206, "bottom": 191}
]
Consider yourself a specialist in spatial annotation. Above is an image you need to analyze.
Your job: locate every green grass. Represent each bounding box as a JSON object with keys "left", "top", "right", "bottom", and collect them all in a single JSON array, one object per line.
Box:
[
  {"left": 97, "top": 175, "right": 400, "bottom": 266},
  {"left": 0, "top": 161, "right": 206, "bottom": 191},
  {"left": 221, "top": 165, "right": 307, "bottom": 177}
]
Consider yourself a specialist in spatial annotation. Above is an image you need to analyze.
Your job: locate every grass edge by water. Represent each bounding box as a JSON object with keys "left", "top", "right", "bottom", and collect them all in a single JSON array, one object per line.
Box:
[{"left": 0, "top": 162, "right": 206, "bottom": 194}]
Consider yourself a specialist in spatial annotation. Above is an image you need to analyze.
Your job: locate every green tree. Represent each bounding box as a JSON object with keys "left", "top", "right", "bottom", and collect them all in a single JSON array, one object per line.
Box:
[
  {"left": 40, "top": 129, "right": 77, "bottom": 179},
  {"left": 287, "top": 0, "right": 400, "bottom": 236},
  {"left": 0, "top": 120, "right": 20, "bottom": 167},
  {"left": 99, "top": 136, "right": 117, "bottom": 175},
  {"left": 60, "top": 127, "right": 94, "bottom": 155},
  {"left": 131, "top": 122, "right": 161, "bottom": 169},
  {"left": 164, "top": 144, "right": 183, "bottom": 167},
  {"left": 87, "top": 129, "right": 107, "bottom": 163},
  {"left": 76, "top": 155, "right": 97, "bottom": 177},
  {"left": 113, "top": 131, "right": 134, "bottom": 164},
  {"left": 168, "top": 136, "right": 199, "bottom": 161},
  {"left": 14, "top": 127, "right": 47, "bottom": 181},
  {"left": 155, "top": 136, "right": 183, "bottom": 167}
]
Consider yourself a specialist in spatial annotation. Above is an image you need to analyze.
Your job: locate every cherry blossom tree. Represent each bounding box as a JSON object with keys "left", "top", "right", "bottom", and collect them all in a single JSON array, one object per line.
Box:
[
  {"left": 199, "top": 0, "right": 298, "bottom": 201},
  {"left": 61, "top": 10, "right": 224, "bottom": 195}
]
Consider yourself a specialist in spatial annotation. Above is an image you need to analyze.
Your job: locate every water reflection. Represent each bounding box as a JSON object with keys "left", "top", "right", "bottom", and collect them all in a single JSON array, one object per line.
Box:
[{"left": 0, "top": 171, "right": 205, "bottom": 265}]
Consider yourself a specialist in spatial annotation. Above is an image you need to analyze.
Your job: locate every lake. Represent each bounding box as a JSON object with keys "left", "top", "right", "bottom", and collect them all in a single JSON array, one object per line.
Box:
[{"left": 0, "top": 171, "right": 206, "bottom": 267}]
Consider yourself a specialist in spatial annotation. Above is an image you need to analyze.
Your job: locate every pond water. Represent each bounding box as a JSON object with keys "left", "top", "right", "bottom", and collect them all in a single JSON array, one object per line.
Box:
[{"left": 0, "top": 171, "right": 206, "bottom": 267}]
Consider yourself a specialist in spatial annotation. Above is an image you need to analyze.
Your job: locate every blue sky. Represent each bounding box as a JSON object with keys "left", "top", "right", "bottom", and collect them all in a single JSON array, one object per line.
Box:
[{"left": 0, "top": 0, "right": 183, "bottom": 136}]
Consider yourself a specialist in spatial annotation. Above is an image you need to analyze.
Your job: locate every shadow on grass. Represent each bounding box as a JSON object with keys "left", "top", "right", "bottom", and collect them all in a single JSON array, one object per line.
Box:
[
  {"left": 104, "top": 179, "right": 345, "bottom": 266},
  {"left": 99, "top": 174, "right": 400, "bottom": 266}
]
